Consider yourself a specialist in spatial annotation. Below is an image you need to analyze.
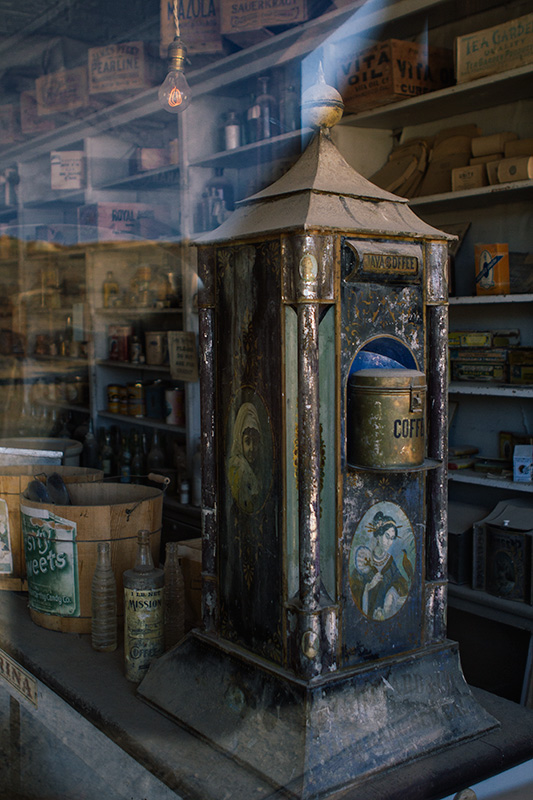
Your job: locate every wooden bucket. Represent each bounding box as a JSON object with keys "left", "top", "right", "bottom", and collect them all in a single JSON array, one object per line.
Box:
[
  {"left": 0, "top": 466, "right": 103, "bottom": 591},
  {"left": 20, "top": 482, "right": 163, "bottom": 634}
]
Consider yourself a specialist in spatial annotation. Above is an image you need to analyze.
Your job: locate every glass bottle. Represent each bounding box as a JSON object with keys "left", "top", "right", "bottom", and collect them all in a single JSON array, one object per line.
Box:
[
  {"left": 280, "top": 84, "right": 300, "bottom": 132},
  {"left": 119, "top": 433, "right": 132, "bottom": 483},
  {"left": 123, "top": 529, "right": 164, "bottom": 682},
  {"left": 205, "top": 168, "right": 235, "bottom": 230},
  {"left": 247, "top": 76, "right": 277, "bottom": 142},
  {"left": 163, "top": 541, "right": 185, "bottom": 649},
  {"left": 100, "top": 430, "right": 114, "bottom": 478},
  {"left": 224, "top": 110, "right": 241, "bottom": 150},
  {"left": 83, "top": 420, "right": 101, "bottom": 469},
  {"left": 147, "top": 429, "right": 166, "bottom": 472},
  {"left": 102, "top": 270, "right": 119, "bottom": 308},
  {"left": 91, "top": 541, "right": 117, "bottom": 652},
  {"left": 131, "top": 430, "right": 145, "bottom": 483}
]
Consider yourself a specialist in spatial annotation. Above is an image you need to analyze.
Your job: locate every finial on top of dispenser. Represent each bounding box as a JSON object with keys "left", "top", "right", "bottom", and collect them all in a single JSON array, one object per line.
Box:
[{"left": 301, "top": 62, "right": 344, "bottom": 131}]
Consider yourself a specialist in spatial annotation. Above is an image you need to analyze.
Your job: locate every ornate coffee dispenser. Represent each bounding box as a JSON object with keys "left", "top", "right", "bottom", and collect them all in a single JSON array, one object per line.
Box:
[{"left": 139, "top": 74, "right": 498, "bottom": 797}]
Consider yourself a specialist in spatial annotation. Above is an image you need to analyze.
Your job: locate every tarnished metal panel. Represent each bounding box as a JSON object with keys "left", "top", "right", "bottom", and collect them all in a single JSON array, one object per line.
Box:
[
  {"left": 423, "top": 581, "right": 448, "bottom": 645},
  {"left": 215, "top": 241, "right": 284, "bottom": 665},
  {"left": 281, "top": 234, "right": 336, "bottom": 303},
  {"left": 426, "top": 304, "right": 448, "bottom": 585},
  {"left": 425, "top": 239, "right": 449, "bottom": 305}
]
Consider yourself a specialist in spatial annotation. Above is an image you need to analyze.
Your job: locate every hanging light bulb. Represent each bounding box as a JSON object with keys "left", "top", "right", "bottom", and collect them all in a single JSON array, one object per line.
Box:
[
  {"left": 158, "top": 0, "right": 191, "bottom": 114},
  {"left": 159, "top": 36, "right": 191, "bottom": 114}
]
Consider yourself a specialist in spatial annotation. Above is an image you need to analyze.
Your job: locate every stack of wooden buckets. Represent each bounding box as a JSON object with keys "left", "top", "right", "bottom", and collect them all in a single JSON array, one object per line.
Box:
[{"left": 0, "top": 464, "right": 162, "bottom": 633}]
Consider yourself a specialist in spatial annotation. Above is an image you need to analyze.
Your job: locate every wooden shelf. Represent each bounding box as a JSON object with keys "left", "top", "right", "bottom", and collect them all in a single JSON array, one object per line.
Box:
[
  {"left": 448, "top": 468, "right": 533, "bottom": 493},
  {"left": 409, "top": 179, "right": 533, "bottom": 212},
  {"left": 448, "top": 382, "right": 533, "bottom": 398},
  {"left": 97, "top": 409, "right": 185, "bottom": 434},
  {"left": 96, "top": 359, "right": 171, "bottom": 374},
  {"left": 450, "top": 294, "right": 533, "bottom": 305}
]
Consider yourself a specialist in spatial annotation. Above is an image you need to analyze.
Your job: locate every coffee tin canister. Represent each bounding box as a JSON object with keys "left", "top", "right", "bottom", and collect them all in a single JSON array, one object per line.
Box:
[{"left": 347, "top": 368, "right": 426, "bottom": 469}]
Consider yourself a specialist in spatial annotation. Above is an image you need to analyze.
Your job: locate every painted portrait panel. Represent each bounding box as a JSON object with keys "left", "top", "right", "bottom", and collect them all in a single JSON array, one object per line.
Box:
[{"left": 349, "top": 501, "right": 415, "bottom": 621}]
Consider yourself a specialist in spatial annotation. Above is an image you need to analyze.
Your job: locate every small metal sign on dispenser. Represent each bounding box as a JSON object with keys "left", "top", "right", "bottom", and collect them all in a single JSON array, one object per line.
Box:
[{"left": 139, "top": 66, "right": 498, "bottom": 798}]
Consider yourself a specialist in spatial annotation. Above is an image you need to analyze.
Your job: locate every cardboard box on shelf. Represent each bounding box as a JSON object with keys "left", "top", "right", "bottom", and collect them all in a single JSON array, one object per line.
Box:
[
  {"left": 471, "top": 132, "right": 518, "bottom": 158},
  {"left": 513, "top": 444, "right": 533, "bottom": 483},
  {"left": 509, "top": 348, "right": 533, "bottom": 384},
  {"left": 337, "top": 39, "right": 454, "bottom": 113},
  {"left": 450, "top": 348, "right": 508, "bottom": 383},
  {"left": 88, "top": 41, "right": 156, "bottom": 94},
  {"left": 448, "top": 330, "right": 493, "bottom": 348},
  {"left": 35, "top": 66, "right": 89, "bottom": 116},
  {"left": 160, "top": 0, "right": 225, "bottom": 56},
  {"left": 451, "top": 163, "right": 487, "bottom": 191},
  {"left": 131, "top": 147, "right": 170, "bottom": 173},
  {"left": 50, "top": 151, "right": 85, "bottom": 190},
  {"left": 474, "top": 243, "right": 510, "bottom": 295},
  {"left": 510, "top": 251, "right": 533, "bottom": 293},
  {"left": 418, "top": 128, "right": 476, "bottom": 196},
  {"left": 497, "top": 156, "right": 533, "bottom": 183},
  {"left": 77, "top": 202, "right": 172, "bottom": 242},
  {"left": 456, "top": 12, "right": 533, "bottom": 84},
  {"left": 504, "top": 137, "right": 533, "bottom": 157},
  {"left": 220, "top": 0, "right": 325, "bottom": 47}
]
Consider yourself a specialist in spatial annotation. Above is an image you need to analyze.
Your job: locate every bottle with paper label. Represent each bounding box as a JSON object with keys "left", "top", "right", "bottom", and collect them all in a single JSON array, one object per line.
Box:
[{"left": 123, "top": 529, "right": 164, "bottom": 682}]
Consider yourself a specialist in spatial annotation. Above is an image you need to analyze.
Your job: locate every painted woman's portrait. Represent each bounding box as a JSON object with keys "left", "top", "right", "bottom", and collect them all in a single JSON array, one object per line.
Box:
[
  {"left": 349, "top": 502, "right": 415, "bottom": 621},
  {"left": 227, "top": 397, "right": 272, "bottom": 514}
]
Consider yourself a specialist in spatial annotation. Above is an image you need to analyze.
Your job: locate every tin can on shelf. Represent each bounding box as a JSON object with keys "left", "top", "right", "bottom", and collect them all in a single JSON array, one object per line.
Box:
[
  {"left": 347, "top": 368, "right": 426, "bottom": 469},
  {"left": 165, "top": 387, "right": 185, "bottom": 427},
  {"left": 118, "top": 385, "right": 129, "bottom": 415},
  {"left": 107, "top": 384, "right": 121, "bottom": 413},
  {"left": 128, "top": 382, "right": 145, "bottom": 417},
  {"left": 145, "top": 331, "right": 168, "bottom": 366}
]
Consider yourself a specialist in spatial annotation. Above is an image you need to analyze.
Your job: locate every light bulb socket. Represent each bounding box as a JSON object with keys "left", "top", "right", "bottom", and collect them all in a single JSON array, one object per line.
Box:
[{"left": 167, "top": 36, "right": 188, "bottom": 72}]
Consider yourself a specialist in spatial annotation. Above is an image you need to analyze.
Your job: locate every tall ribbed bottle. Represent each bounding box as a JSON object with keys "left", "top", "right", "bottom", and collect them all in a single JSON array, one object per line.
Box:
[
  {"left": 163, "top": 542, "right": 185, "bottom": 650},
  {"left": 91, "top": 542, "right": 117, "bottom": 652},
  {"left": 123, "top": 530, "right": 164, "bottom": 682}
]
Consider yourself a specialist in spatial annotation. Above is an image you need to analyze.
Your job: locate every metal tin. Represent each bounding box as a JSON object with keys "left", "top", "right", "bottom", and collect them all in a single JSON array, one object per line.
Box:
[
  {"left": 164, "top": 387, "right": 185, "bottom": 426},
  {"left": 145, "top": 331, "right": 168, "bottom": 366},
  {"left": 127, "top": 382, "right": 145, "bottom": 417},
  {"left": 347, "top": 368, "right": 426, "bottom": 468},
  {"left": 118, "top": 385, "right": 129, "bottom": 415},
  {"left": 107, "top": 384, "right": 120, "bottom": 413}
]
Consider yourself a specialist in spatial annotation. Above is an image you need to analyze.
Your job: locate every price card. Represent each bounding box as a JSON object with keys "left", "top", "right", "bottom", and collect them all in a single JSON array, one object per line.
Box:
[{"left": 168, "top": 331, "right": 198, "bottom": 382}]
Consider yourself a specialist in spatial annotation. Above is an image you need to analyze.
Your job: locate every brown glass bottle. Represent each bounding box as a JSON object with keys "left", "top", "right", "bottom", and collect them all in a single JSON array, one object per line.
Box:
[{"left": 123, "top": 529, "right": 164, "bottom": 682}]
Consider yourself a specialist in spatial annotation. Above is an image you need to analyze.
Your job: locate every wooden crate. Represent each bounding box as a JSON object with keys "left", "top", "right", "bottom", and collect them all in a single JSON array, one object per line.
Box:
[
  {"left": 160, "top": 0, "right": 225, "bottom": 56},
  {"left": 20, "top": 91, "right": 55, "bottom": 135},
  {"left": 88, "top": 41, "right": 155, "bottom": 94},
  {"left": 456, "top": 12, "right": 533, "bottom": 84},
  {"left": 337, "top": 39, "right": 454, "bottom": 113},
  {"left": 35, "top": 66, "right": 88, "bottom": 116}
]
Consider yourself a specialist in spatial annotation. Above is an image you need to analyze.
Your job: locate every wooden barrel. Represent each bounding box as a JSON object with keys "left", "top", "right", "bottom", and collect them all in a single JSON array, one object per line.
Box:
[
  {"left": 0, "top": 466, "right": 103, "bottom": 591},
  {"left": 20, "top": 481, "right": 162, "bottom": 634}
]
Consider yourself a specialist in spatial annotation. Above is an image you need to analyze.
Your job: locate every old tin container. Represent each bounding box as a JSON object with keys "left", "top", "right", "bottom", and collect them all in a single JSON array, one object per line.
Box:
[{"left": 347, "top": 368, "right": 426, "bottom": 468}]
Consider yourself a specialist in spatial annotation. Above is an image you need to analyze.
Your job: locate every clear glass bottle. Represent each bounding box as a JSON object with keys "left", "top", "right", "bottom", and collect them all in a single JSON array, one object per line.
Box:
[
  {"left": 91, "top": 541, "right": 117, "bottom": 652},
  {"left": 131, "top": 430, "right": 145, "bottom": 483},
  {"left": 123, "top": 529, "right": 164, "bottom": 682},
  {"left": 163, "top": 541, "right": 185, "bottom": 649},
  {"left": 147, "top": 429, "right": 166, "bottom": 472},
  {"left": 204, "top": 168, "right": 235, "bottom": 230},
  {"left": 280, "top": 84, "right": 300, "bottom": 132}
]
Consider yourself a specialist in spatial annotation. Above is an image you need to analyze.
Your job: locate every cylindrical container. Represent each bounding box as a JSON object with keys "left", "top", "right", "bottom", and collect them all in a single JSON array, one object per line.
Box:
[
  {"left": 0, "top": 438, "right": 83, "bottom": 467},
  {"left": 20, "top": 482, "right": 162, "bottom": 633},
  {"left": 0, "top": 466, "right": 102, "bottom": 591},
  {"left": 164, "top": 387, "right": 185, "bottom": 426},
  {"left": 107, "top": 384, "right": 120, "bottom": 413},
  {"left": 347, "top": 368, "right": 426, "bottom": 469},
  {"left": 123, "top": 529, "right": 164, "bottom": 682},
  {"left": 128, "top": 382, "right": 145, "bottom": 417},
  {"left": 91, "top": 541, "right": 117, "bottom": 652},
  {"left": 145, "top": 331, "right": 168, "bottom": 366},
  {"left": 118, "top": 385, "right": 129, "bottom": 416}
]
